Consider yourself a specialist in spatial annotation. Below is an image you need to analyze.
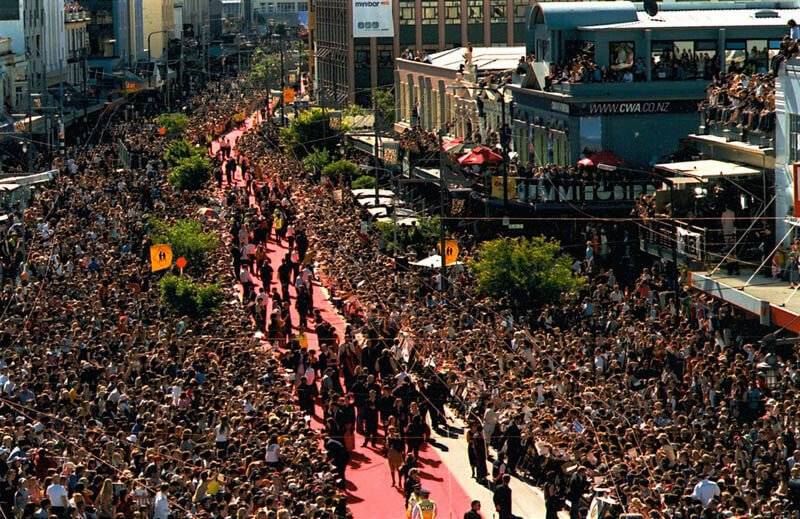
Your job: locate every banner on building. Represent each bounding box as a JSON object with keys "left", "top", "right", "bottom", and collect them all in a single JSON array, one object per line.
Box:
[
  {"left": 677, "top": 226, "right": 703, "bottom": 260},
  {"left": 352, "top": 0, "right": 394, "bottom": 38}
]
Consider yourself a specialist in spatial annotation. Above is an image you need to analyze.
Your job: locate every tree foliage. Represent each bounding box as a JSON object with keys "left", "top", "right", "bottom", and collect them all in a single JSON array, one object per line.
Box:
[
  {"left": 373, "top": 87, "right": 396, "bottom": 126},
  {"left": 301, "top": 148, "right": 331, "bottom": 174},
  {"left": 159, "top": 274, "right": 223, "bottom": 317},
  {"left": 321, "top": 159, "right": 358, "bottom": 180},
  {"left": 249, "top": 49, "right": 282, "bottom": 89},
  {"left": 157, "top": 113, "right": 190, "bottom": 138},
  {"left": 279, "top": 108, "right": 338, "bottom": 158},
  {"left": 374, "top": 216, "right": 440, "bottom": 253},
  {"left": 470, "top": 236, "right": 584, "bottom": 307},
  {"left": 351, "top": 175, "right": 376, "bottom": 189},
  {"left": 168, "top": 155, "right": 213, "bottom": 191},
  {"left": 149, "top": 218, "right": 220, "bottom": 268},
  {"left": 164, "top": 138, "right": 203, "bottom": 166}
]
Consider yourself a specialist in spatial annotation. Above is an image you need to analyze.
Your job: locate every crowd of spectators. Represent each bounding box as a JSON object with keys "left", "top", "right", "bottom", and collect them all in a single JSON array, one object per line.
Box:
[
  {"left": 228, "top": 107, "right": 800, "bottom": 519},
  {"left": 0, "top": 78, "right": 352, "bottom": 519},
  {"left": 701, "top": 72, "right": 776, "bottom": 134},
  {"left": 399, "top": 49, "right": 431, "bottom": 64}
]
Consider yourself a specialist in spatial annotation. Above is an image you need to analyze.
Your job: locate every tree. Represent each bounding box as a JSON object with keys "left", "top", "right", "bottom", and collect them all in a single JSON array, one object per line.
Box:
[
  {"left": 168, "top": 155, "right": 213, "bottom": 191},
  {"left": 301, "top": 148, "right": 331, "bottom": 174},
  {"left": 470, "top": 236, "right": 584, "bottom": 307},
  {"left": 157, "top": 113, "right": 190, "bottom": 138},
  {"left": 279, "top": 108, "right": 338, "bottom": 158},
  {"left": 159, "top": 274, "right": 223, "bottom": 317},
  {"left": 351, "top": 175, "right": 376, "bottom": 189},
  {"left": 149, "top": 218, "right": 220, "bottom": 268},
  {"left": 249, "top": 49, "right": 282, "bottom": 89},
  {"left": 321, "top": 159, "right": 358, "bottom": 181},
  {"left": 164, "top": 138, "right": 203, "bottom": 166},
  {"left": 373, "top": 87, "right": 395, "bottom": 126}
]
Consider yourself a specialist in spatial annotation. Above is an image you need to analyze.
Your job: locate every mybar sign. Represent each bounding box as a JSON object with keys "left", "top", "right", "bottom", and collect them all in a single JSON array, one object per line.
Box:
[
  {"left": 353, "top": 0, "right": 394, "bottom": 37},
  {"left": 575, "top": 99, "right": 698, "bottom": 117}
]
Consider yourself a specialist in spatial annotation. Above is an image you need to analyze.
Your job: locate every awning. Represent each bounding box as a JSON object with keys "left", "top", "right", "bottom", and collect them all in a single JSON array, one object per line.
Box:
[
  {"left": 351, "top": 188, "right": 395, "bottom": 198},
  {"left": 356, "top": 196, "right": 403, "bottom": 207},
  {"left": 458, "top": 145, "right": 503, "bottom": 166},
  {"left": 376, "top": 217, "right": 419, "bottom": 226},
  {"left": 409, "top": 254, "right": 463, "bottom": 269},
  {"left": 654, "top": 159, "right": 761, "bottom": 179}
]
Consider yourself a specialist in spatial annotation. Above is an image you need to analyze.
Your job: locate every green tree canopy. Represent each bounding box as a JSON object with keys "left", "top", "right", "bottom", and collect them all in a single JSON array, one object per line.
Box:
[
  {"left": 164, "top": 138, "right": 203, "bottom": 166},
  {"left": 279, "top": 108, "right": 338, "bottom": 158},
  {"left": 249, "top": 49, "right": 282, "bottom": 89},
  {"left": 321, "top": 159, "right": 358, "bottom": 180},
  {"left": 149, "top": 218, "right": 220, "bottom": 268},
  {"left": 157, "top": 113, "right": 190, "bottom": 138},
  {"left": 301, "top": 148, "right": 331, "bottom": 174},
  {"left": 470, "top": 236, "right": 584, "bottom": 307},
  {"left": 373, "top": 87, "right": 395, "bottom": 126},
  {"left": 351, "top": 175, "right": 376, "bottom": 189},
  {"left": 159, "top": 274, "right": 223, "bottom": 317},
  {"left": 168, "top": 155, "right": 213, "bottom": 191}
]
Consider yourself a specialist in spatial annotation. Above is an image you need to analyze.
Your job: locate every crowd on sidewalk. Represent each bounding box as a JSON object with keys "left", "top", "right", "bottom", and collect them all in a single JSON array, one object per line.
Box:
[
  {"left": 231, "top": 115, "right": 800, "bottom": 519},
  {"left": 0, "top": 79, "right": 351, "bottom": 519}
]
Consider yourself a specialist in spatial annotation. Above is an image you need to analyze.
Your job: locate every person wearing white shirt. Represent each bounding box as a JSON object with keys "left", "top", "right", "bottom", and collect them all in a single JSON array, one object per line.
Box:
[
  {"left": 689, "top": 477, "right": 721, "bottom": 507},
  {"left": 152, "top": 484, "right": 170, "bottom": 519},
  {"left": 46, "top": 476, "right": 69, "bottom": 515}
]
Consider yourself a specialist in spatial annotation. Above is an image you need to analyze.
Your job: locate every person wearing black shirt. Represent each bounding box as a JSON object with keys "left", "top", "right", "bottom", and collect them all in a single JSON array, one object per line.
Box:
[
  {"left": 567, "top": 466, "right": 589, "bottom": 519},
  {"left": 464, "top": 500, "right": 483, "bottom": 519},
  {"left": 492, "top": 474, "right": 512, "bottom": 519}
]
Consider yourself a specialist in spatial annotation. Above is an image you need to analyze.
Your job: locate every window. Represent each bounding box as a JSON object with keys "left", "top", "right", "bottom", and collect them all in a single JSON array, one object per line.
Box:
[
  {"left": 609, "top": 41, "right": 634, "bottom": 70},
  {"left": 378, "top": 49, "right": 393, "bottom": 67},
  {"left": 725, "top": 40, "right": 746, "bottom": 72},
  {"left": 277, "top": 2, "right": 294, "bottom": 12},
  {"left": 790, "top": 114, "right": 800, "bottom": 163},
  {"left": 444, "top": 0, "right": 459, "bottom": 21},
  {"left": 468, "top": 0, "right": 482, "bottom": 22},
  {"left": 421, "top": 0, "right": 438, "bottom": 24},
  {"left": 400, "top": 2, "right": 415, "bottom": 24},
  {"left": 514, "top": 1, "right": 528, "bottom": 22},
  {"left": 296, "top": 2, "right": 308, "bottom": 10},
  {"left": 491, "top": 0, "right": 505, "bottom": 21},
  {"left": 746, "top": 39, "right": 769, "bottom": 73}
]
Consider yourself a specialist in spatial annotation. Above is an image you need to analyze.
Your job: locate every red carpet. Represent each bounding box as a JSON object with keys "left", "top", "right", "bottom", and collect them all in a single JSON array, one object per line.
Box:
[{"left": 212, "top": 116, "right": 473, "bottom": 518}]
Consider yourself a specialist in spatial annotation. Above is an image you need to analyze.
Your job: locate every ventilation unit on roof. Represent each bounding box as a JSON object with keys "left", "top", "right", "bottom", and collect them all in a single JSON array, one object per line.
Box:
[{"left": 754, "top": 10, "right": 780, "bottom": 18}]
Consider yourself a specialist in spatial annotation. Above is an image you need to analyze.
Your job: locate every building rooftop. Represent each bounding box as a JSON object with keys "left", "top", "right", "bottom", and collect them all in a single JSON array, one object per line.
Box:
[
  {"left": 412, "top": 46, "right": 526, "bottom": 72},
  {"left": 578, "top": 5, "right": 800, "bottom": 31}
]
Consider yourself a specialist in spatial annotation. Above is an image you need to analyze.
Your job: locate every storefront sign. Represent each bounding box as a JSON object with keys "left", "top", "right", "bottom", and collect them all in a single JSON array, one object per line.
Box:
[
  {"left": 352, "top": 0, "right": 394, "bottom": 37},
  {"left": 677, "top": 227, "right": 703, "bottom": 260},
  {"left": 516, "top": 179, "right": 657, "bottom": 203}
]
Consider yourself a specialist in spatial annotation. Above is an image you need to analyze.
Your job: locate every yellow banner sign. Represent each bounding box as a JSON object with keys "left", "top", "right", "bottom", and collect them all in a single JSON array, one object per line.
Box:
[
  {"left": 438, "top": 239, "right": 460, "bottom": 266},
  {"left": 150, "top": 244, "right": 173, "bottom": 272},
  {"left": 491, "top": 176, "right": 517, "bottom": 200}
]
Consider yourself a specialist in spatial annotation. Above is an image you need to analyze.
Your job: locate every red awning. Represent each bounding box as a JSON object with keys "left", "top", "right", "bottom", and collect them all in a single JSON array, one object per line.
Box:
[
  {"left": 587, "top": 150, "right": 624, "bottom": 167},
  {"left": 458, "top": 145, "right": 503, "bottom": 166},
  {"left": 441, "top": 137, "right": 464, "bottom": 153}
]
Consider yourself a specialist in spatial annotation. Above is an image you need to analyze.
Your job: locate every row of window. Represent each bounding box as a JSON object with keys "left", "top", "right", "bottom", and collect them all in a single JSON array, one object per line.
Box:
[{"left": 399, "top": 0, "right": 527, "bottom": 25}]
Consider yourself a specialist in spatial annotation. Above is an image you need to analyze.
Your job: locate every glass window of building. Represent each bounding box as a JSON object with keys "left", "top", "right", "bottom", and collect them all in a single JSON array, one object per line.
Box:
[
  {"left": 296, "top": 2, "right": 307, "bottom": 10},
  {"left": 790, "top": 114, "right": 800, "bottom": 163},
  {"left": 400, "top": 2, "right": 415, "bottom": 24},
  {"left": 513, "top": 0, "right": 528, "bottom": 22},
  {"left": 277, "top": 2, "right": 294, "bottom": 12},
  {"left": 725, "top": 40, "right": 747, "bottom": 72},
  {"left": 491, "top": 0, "right": 506, "bottom": 22},
  {"left": 444, "top": 0, "right": 459, "bottom": 21},
  {"left": 421, "top": 0, "right": 438, "bottom": 24},
  {"left": 746, "top": 39, "right": 769, "bottom": 73},
  {"left": 468, "top": 0, "right": 482, "bottom": 22}
]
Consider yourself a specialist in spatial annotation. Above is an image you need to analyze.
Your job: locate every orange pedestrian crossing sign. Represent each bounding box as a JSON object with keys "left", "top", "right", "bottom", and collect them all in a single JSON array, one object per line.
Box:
[
  {"left": 438, "top": 239, "right": 459, "bottom": 266},
  {"left": 150, "top": 244, "right": 173, "bottom": 272}
]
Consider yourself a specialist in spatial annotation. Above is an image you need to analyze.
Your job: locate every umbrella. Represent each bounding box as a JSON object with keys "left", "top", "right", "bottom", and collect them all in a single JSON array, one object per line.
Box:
[
  {"left": 197, "top": 207, "right": 219, "bottom": 218},
  {"left": 577, "top": 158, "right": 594, "bottom": 167},
  {"left": 588, "top": 150, "right": 624, "bottom": 167},
  {"left": 457, "top": 145, "right": 503, "bottom": 166},
  {"left": 441, "top": 137, "right": 465, "bottom": 154}
]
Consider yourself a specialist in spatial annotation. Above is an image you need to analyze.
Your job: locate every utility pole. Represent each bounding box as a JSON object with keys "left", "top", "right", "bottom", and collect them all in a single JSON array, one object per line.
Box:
[
  {"left": 373, "top": 90, "right": 380, "bottom": 206},
  {"left": 279, "top": 33, "right": 286, "bottom": 126},
  {"left": 499, "top": 91, "right": 509, "bottom": 214},
  {"left": 438, "top": 129, "right": 447, "bottom": 280}
]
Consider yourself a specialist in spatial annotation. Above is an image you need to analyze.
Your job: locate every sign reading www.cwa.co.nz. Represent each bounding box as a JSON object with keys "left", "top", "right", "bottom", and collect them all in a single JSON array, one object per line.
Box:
[
  {"left": 580, "top": 100, "right": 699, "bottom": 116},
  {"left": 352, "top": 0, "right": 394, "bottom": 37}
]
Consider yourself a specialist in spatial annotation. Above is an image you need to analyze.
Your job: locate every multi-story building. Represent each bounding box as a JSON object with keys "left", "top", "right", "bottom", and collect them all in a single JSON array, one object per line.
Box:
[
  {"left": 84, "top": 0, "right": 144, "bottom": 65},
  {"left": 143, "top": 0, "right": 176, "bottom": 60},
  {"left": 314, "top": 0, "right": 528, "bottom": 106},
  {"left": 181, "top": 0, "right": 211, "bottom": 41},
  {"left": 64, "top": 2, "right": 90, "bottom": 88},
  {"left": 0, "top": 37, "right": 26, "bottom": 114}
]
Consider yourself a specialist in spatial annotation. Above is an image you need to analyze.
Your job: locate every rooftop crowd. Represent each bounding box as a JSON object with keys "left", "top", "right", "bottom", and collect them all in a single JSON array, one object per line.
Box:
[
  {"left": 0, "top": 78, "right": 351, "bottom": 519},
  {"left": 227, "top": 104, "right": 800, "bottom": 519}
]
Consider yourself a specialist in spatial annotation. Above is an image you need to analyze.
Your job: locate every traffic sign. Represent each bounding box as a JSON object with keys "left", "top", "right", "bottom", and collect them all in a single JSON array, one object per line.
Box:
[
  {"left": 438, "top": 239, "right": 460, "bottom": 266},
  {"left": 150, "top": 244, "right": 173, "bottom": 272}
]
